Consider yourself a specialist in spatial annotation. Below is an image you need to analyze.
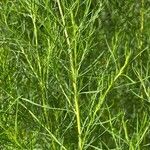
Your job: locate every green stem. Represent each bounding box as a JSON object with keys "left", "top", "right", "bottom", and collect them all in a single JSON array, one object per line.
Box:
[{"left": 56, "top": 1, "right": 82, "bottom": 149}]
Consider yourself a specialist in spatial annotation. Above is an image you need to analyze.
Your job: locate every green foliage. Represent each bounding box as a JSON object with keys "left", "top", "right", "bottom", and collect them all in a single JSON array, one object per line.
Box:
[{"left": 0, "top": 0, "right": 150, "bottom": 149}]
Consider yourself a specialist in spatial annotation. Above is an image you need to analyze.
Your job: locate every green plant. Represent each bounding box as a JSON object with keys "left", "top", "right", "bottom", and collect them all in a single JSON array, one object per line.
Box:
[{"left": 0, "top": 0, "right": 150, "bottom": 149}]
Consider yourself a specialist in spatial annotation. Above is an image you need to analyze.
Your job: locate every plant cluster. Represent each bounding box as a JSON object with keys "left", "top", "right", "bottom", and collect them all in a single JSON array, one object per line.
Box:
[{"left": 0, "top": 0, "right": 150, "bottom": 149}]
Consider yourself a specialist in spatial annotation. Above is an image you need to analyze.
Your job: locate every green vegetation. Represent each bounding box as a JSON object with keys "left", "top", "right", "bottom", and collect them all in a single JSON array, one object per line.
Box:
[{"left": 0, "top": 0, "right": 150, "bottom": 149}]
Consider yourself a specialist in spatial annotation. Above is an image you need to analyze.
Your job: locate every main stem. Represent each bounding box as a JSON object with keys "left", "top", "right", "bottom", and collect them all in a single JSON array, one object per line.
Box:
[
  {"left": 56, "top": 1, "right": 82, "bottom": 149},
  {"left": 140, "top": 0, "right": 144, "bottom": 49}
]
